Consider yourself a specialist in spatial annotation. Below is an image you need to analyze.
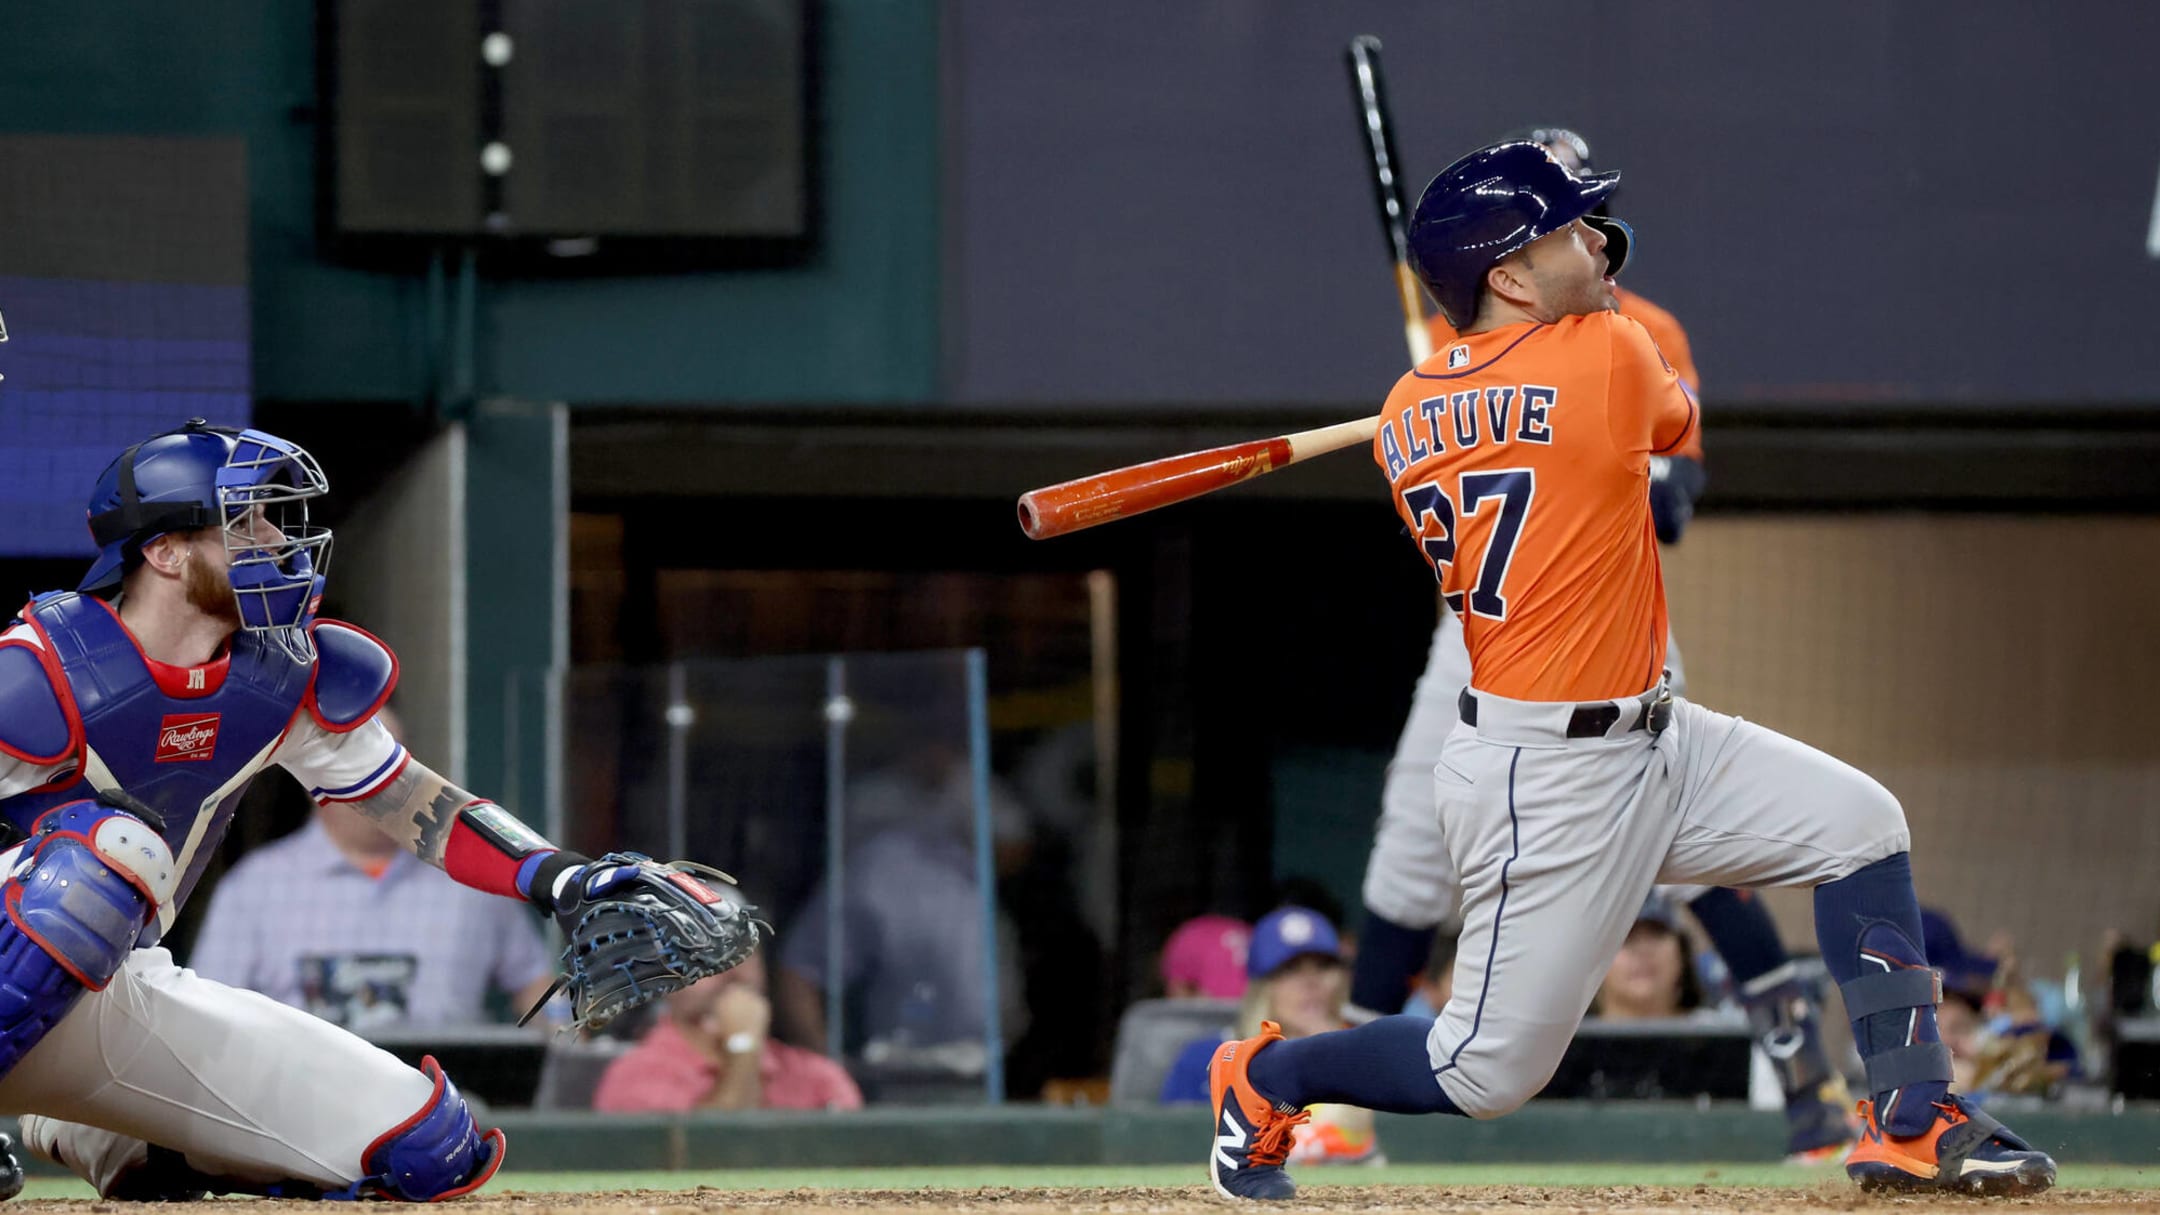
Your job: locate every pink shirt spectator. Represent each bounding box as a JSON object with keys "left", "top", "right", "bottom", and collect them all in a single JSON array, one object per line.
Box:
[{"left": 593, "top": 1018, "right": 864, "bottom": 1113}]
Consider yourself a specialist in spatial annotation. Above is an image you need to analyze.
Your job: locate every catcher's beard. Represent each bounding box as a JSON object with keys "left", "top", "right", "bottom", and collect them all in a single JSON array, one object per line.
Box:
[{"left": 182, "top": 551, "right": 244, "bottom": 627}]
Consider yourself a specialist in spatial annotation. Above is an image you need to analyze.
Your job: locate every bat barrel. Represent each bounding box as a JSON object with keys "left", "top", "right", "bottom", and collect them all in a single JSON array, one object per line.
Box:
[{"left": 1016, "top": 437, "right": 1293, "bottom": 540}]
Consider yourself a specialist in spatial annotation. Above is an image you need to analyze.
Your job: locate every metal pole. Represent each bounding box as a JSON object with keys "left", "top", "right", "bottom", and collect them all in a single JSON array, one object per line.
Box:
[
  {"left": 823, "top": 656, "right": 851, "bottom": 1062},
  {"left": 966, "top": 648, "right": 1005, "bottom": 1103},
  {"left": 664, "top": 663, "right": 689, "bottom": 861},
  {"left": 500, "top": 668, "right": 520, "bottom": 812}
]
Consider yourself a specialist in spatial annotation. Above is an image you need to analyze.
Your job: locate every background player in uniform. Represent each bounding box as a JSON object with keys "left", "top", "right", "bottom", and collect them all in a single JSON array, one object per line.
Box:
[
  {"left": 0, "top": 420, "right": 761, "bottom": 1200},
  {"left": 1348, "top": 126, "right": 1853, "bottom": 1162},
  {"left": 1205, "top": 141, "right": 2055, "bottom": 1201}
]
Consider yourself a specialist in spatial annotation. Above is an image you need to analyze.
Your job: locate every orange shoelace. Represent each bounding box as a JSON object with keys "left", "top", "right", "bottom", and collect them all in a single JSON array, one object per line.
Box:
[{"left": 1246, "top": 1108, "right": 1312, "bottom": 1167}]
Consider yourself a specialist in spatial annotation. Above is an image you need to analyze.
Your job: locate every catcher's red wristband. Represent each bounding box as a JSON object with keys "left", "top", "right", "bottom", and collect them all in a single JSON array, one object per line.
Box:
[{"left": 440, "top": 801, "right": 560, "bottom": 900}]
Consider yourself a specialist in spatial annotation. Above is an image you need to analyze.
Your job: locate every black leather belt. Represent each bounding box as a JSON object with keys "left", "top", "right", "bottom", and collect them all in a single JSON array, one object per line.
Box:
[{"left": 1457, "top": 686, "right": 1672, "bottom": 738}]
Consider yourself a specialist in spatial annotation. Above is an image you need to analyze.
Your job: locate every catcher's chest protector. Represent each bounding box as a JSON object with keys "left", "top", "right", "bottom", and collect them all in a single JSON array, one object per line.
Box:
[{"left": 3, "top": 592, "right": 310, "bottom": 940}]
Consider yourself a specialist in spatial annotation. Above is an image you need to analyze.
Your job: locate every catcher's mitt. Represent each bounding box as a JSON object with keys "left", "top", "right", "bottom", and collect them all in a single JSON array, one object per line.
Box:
[{"left": 521, "top": 852, "right": 767, "bottom": 1031}]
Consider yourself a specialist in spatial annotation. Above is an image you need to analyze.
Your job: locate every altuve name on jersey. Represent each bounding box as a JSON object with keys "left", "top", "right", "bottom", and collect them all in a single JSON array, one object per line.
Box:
[{"left": 1379, "top": 384, "right": 1556, "bottom": 481}]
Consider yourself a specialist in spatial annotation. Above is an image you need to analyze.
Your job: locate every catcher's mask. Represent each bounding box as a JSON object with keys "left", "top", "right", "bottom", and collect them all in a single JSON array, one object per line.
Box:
[{"left": 81, "top": 418, "right": 332, "bottom": 663}]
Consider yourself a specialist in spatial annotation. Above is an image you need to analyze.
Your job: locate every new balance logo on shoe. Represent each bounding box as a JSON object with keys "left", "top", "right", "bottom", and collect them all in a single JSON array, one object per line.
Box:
[{"left": 1213, "top": 1109, "right": 1246, "bottom": 1173}]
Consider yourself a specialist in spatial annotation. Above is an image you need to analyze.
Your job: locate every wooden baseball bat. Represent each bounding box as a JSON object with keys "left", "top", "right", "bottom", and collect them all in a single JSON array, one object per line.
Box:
[
  {"left": 1016, "top": 414, "right": 1380, "bottom": 540},
  {"left": 1347, "top": 35, "right": 1434, "bottom": 366}
]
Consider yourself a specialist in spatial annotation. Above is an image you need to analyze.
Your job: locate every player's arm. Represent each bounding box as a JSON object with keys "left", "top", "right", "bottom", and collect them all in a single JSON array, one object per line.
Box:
[
  {"left": 291, "top": 620, "right": 763, "bottom": 1032},
  {"left": 334, "top": 756, "right": 582, "bottom": 904},
  {"left": 302, "top": 720, "right": 588, "bottom": 918},
  {"left": 287, "top": 620, "right": 593, "bottom": 913},
  {"left": 1603, "top": 314, "right": 1702, "bottom": 492},
  {"left": 0, "top": 627, "right": 81, "bottom": 811},
  {"left": 1608, "top": 306, "right": 1707, "bottom": 541}
]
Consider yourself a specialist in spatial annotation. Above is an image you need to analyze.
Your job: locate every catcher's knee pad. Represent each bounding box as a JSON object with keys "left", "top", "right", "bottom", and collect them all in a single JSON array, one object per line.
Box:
[
  {"left": 339, "top": 1056, "right": 504, "bottom": 1201},
  {"left": 0, "top": 801, "right": 176, "bottom": 1077}
]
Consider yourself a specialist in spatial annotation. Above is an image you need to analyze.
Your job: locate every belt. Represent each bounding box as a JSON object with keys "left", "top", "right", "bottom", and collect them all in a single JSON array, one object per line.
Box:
[{"left": 1457, "top": 685, "right": 1673, "bottom": 738}]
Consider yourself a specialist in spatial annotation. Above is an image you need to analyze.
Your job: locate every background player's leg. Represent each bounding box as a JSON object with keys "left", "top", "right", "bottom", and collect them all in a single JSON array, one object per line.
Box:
[
  {"left": 1679, "top": 885, "right": 1853, "bottom": 1157},
  {"left": 1351, "top": 613, "right": 1470, "bottom": 1018},
  {"left": 0, "top": 949, "right": 499, "bottom": 1198}
]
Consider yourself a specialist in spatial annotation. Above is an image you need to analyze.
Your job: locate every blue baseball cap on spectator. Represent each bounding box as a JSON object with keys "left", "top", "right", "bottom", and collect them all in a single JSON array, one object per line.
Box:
[{"left": 1247, "top": 906, "right": 1343, "bottom": 980}]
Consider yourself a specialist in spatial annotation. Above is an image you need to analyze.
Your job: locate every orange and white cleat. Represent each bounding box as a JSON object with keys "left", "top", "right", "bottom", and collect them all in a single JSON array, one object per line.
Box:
[
  {"left": 1206, "top": 1021, "right": 1309, "bottom": 1201},
  {"left": 1845, "top": 1094, "right": 2056, "bottom": 1196}
]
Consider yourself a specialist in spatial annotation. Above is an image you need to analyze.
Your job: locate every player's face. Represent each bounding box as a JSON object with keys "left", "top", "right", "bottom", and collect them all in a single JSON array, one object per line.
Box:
[
  {"left": 224, "top": 504, "right": 289, "bottom": 553},
  {"left": 1521, "top": 220, "right": 1618, "bottom": 320},
  {"left": 179, "top": 532, "right": 244, "bottom": 626}
]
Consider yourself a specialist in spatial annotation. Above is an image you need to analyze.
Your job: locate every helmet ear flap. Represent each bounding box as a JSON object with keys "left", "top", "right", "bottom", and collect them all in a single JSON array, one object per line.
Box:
[{"left": 1583, "top": 215, "right": 1632, "bottom": 279}]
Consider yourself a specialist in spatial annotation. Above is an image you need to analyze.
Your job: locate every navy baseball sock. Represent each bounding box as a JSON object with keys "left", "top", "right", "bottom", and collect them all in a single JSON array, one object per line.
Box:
[
  {"left": 1348, "top": 909, "right": 1435, "bottom": 1018},
  {"left": 1813, "top": 852, "right": 1949, "bottom": 1136},
  {"left": 1245, "top": 1015, "right": 1463, "bottom": 1115},
  {"left": 1686, "top": 887, "right": 1786, "bottom": 985}
]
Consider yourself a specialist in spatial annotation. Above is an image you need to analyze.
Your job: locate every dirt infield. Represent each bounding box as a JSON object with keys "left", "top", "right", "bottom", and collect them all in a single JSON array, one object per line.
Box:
[{"left": 12, "top": 1187, "right": 2160, "bottom": 1215}]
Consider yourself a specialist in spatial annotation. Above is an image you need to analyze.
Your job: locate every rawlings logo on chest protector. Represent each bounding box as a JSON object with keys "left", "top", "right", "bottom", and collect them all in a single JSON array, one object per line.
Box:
[{"left": 155, "top": 713, "right": 221, "bottom": 763}]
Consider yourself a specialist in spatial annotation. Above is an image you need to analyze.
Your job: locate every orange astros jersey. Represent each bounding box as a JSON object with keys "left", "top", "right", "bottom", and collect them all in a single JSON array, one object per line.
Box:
[
  {"left": 1426, "top": 286, "right": 1701, "bottom": 460},
  {"left": 1376, "top": 311, "right": 1699, "bottom": 702}
]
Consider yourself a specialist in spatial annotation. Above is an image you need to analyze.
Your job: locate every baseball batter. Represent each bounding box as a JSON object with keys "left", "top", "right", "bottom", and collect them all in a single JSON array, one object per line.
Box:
[
  {"left": 0, "top": 420, "right": 761, "bottom": 1200},
  {"left": 1349, "top": 127, "right": 1853, "bottom": 1163},
  {"left": 1207, "top": 142, "right": 2054, "bottom": 1200}
]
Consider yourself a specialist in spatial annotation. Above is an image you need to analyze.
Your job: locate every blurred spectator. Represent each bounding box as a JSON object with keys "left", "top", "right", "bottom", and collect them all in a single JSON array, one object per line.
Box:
[
  {"left": 1157, "top": 906, "right": 1378, "bottom": 1164},
  {"left": 1161, "top": 915, "right": 1250, "bottom": 999},
  {"left": 1270, "top": 877, "right": 1349, "bottom": 953},
  {"left": 1400, "top": 933, "right": 1458, "bottom": 1020},
  {"left": 1939, "top": 991, "right": 1985, "bottom": 1091},
  {"left": 1918, "top": 909, "right": 2081, "bottom": 1098},
  {"left": 1921, "top": 906, "right": 2001, "bottom": 1002},
  {"left": 593, "top": 953, "right": 863, "bottom": 1113},
  {"left": 1590, "top": 897, "right": 1705, "bottom": 1020},
  {"left": 1969, "top": 949, "right": 2083, "bottom": 1097},
  {"left": 188, "top": 799, "right": 557, "bottom": 1030},
  {"left": 774, "top": 740, "right": 1030, "bottom": 1076}
]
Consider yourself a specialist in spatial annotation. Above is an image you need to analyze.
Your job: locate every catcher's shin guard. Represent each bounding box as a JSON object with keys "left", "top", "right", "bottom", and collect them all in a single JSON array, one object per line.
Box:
[
  {"left": 0, "top": 801, "right": 176, "bottom": 1077},
  {"left": 331, "top": 1056, "right": 503, "bottom": 1201}
]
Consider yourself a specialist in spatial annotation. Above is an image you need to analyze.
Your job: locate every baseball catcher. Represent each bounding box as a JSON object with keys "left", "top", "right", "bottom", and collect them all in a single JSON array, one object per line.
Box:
[{"left": 0, "top": 419, "right": 763, "bottom": 1200}]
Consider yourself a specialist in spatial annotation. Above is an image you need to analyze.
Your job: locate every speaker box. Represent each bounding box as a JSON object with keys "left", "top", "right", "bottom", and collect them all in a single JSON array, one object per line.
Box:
[{"left": 321, "top": 0, "right": 815, "bottom": 272}]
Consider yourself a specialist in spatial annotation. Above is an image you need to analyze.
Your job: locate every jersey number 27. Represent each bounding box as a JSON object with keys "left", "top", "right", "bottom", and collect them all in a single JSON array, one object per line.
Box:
[{"left": 1400, "top": 469, "right": 1534, "bottom": 621}]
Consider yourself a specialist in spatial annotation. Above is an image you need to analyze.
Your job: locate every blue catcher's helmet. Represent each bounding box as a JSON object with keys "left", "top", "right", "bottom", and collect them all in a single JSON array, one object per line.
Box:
[
  {"left": 1408, "top": 140, "right": 1634, "bottom": 328},
  {"left": 81, "top": 418, "right": 332, "bottom": 661}
]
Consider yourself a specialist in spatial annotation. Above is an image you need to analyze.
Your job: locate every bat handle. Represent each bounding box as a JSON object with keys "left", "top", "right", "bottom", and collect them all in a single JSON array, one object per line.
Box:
[{"left": 1395, "top": 263, "right": 1434, "bottom": 365}]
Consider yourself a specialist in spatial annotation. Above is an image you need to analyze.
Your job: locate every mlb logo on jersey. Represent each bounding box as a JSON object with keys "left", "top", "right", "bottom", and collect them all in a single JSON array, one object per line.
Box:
[
  {"left": 156, "top": 713, "right": 221, "bottom": 763},
  {"left": 1447, "top": 344, "right": 1470, "bottom": 370}
]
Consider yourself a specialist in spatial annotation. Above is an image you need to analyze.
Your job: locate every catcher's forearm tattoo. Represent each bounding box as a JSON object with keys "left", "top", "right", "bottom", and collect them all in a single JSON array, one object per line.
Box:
[{"left": 344, "top": 758, "right": 480, "bottom": 867}]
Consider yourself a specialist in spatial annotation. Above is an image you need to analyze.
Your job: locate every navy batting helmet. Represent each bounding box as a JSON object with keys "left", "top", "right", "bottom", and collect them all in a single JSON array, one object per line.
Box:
[
  {"left": 1408, "top": 140, "right": 1633, "bottom": 328},
  {"left": 82, "top": 418, "right": 331, "bottom": 660}
]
